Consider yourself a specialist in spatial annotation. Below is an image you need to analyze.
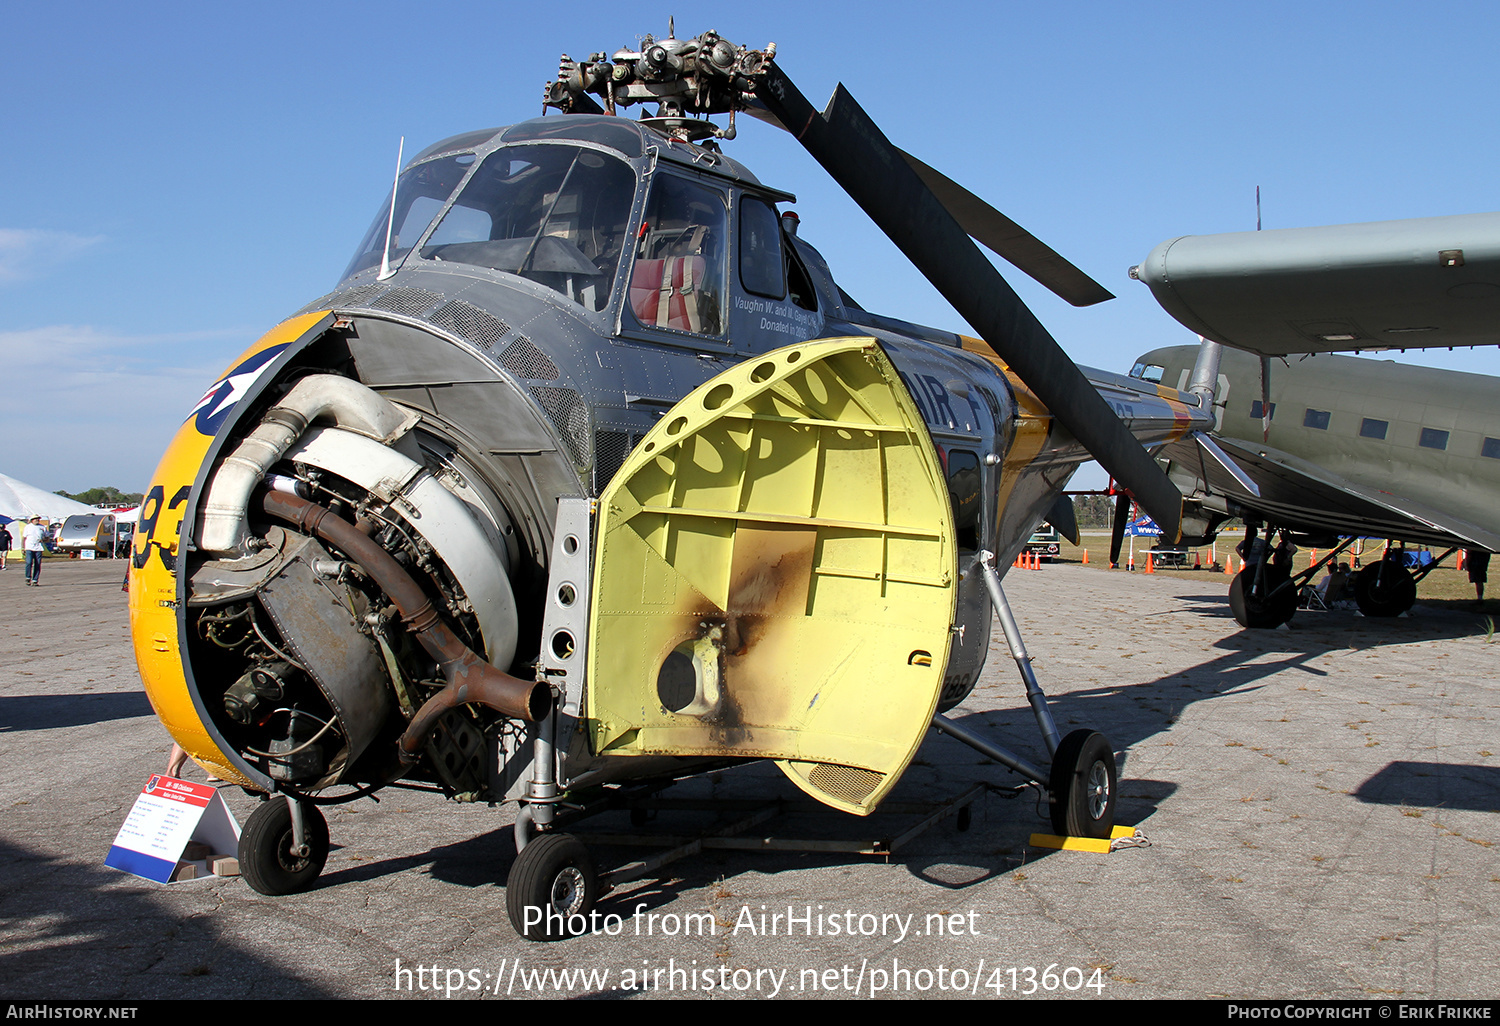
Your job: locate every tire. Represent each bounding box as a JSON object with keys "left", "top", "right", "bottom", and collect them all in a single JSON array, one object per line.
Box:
[
  {"left": 239, "top": 797, "right": 328, "bottom": 896},
  {"left": 506, "top": 833, "right": 598, "bottom": 941},
  {"left": 1228, "top": 566, "right": 1297, "bottom": 628},
  {"left": 1353, "top": 562, "right": 1416, "bottom": 617},
  {"left": 1048, "top": 730, "right": 1116, "bottom": 839}
]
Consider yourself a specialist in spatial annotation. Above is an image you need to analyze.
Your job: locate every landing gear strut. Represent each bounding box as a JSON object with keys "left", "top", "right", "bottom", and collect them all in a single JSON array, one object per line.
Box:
[{"left": 933, "top": 552, "right": 1119, "bottom": 838}]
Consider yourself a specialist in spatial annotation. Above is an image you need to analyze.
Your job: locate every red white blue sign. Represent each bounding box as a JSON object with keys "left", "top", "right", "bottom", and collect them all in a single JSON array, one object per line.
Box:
[{"left": 105, "top": 775, "right": 239, "bottom": 883}]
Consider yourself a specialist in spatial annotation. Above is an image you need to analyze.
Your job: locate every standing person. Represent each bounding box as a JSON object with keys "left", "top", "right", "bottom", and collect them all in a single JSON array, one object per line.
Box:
[
  {"left": 0, "top": 522, "right": 11, "bottom": 570},
  {"left": 22, "top": 516, "right": 46, "bottom": 586},
  {"left": 1466, "top": 548, "right": 1490, "bottom": 608}
]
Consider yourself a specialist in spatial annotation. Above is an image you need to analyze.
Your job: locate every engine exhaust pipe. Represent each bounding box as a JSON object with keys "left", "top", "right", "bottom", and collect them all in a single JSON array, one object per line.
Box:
[{"left": 258, "top": 492, "right": 551, "bottom": 749}]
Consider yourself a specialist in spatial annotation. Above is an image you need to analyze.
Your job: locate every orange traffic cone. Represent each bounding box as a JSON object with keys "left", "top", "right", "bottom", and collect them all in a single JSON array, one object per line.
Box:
[
  {"left": 1144, "top": 551, "right": 1155, "bottom": 573},
  {"left": 1223, "top": 557, "right": 1233, "bottom": 576},
  {"left": 1458, "top": 549, "right": 1466, "bottom": 572},
  {"left": 1082, "top": 549, "right": 1089, "bottom": 565}
]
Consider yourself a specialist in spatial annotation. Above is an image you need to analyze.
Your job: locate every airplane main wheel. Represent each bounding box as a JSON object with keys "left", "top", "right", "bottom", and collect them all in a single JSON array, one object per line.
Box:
[
  {"left": 1228, "top": 567, "right": 1297, "bottom": 628},
  {"left": 506, "top": 833, "right": 598, "bottom": 941},
  {"left": 239, "top": 797, "right": 328, "bottom": 896},
  {"left": 1048, "top": 730, "right": 1116, "bottom": 839},
  {"left": 1352, "top": 563, "right": 1416, "bottom": 617}
]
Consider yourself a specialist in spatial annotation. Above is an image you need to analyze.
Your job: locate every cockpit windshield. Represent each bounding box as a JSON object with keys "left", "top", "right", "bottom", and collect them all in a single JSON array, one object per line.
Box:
[
  {"left": 419, "top": 144, "right": 636, "bottom": 313},
  {"left": 342, "top": 153, "right": 476, "bottom": 281}
]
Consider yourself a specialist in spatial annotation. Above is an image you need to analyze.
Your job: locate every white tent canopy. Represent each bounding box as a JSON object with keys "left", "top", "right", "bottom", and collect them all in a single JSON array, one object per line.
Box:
[{"left": 0, "top": 473, "right": 96, "bottom": 522}]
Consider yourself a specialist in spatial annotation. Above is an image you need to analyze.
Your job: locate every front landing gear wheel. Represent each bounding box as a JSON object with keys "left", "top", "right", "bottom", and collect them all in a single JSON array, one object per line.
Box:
[
  {"left": 239, "top": 797, "right": 328, "bottom": 895},
  {"left": 506, "top": 833, "right": 598, "bottom": 941},
  {"left": 1048, "top": 730, "right": 1116, "bottom": 839}
]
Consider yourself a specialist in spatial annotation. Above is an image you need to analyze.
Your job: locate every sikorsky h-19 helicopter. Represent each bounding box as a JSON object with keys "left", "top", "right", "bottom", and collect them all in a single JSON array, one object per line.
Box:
[{"left": 128, "top": 27, "right": 1213, "bottom": 939}]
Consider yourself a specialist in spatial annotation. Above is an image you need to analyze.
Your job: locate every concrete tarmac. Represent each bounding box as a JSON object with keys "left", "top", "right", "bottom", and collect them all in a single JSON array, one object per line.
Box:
[{"left": 2, "top": 558, "right": 1497, "bottom": 1000}]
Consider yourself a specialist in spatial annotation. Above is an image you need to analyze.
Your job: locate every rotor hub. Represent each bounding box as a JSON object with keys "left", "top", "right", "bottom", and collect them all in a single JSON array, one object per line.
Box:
[{"left": 544, "top": 26, "right": 774, "bottom": 142}]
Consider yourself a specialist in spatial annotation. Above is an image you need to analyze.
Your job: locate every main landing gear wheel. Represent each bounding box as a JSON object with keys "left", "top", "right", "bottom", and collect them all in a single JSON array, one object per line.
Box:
[
  {"left": 506, "top": 832, "right": 598, "bottom": 941},
  {"left": 1049, "top": 730, "right": 1117, "bottom": 839},
  {"left": 1352, "top": 562, "right": 1416, "bottom": 617},
  {"left": 239, "top": 796, "right": 329, "bottom": 896},
  {"left": 1228, "top": 567, "right": 1297, "bottom": 628}
]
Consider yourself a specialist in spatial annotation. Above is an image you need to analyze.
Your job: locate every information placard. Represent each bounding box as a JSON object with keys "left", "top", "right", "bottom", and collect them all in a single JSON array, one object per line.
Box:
[{"left": 105, "top": 775, "right": 241, "bottom": 883}]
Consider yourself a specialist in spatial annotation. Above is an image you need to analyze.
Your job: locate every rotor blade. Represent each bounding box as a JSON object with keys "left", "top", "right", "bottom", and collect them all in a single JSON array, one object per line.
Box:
[
  {"left": 743, "top": 98, "right": 1113, "bottom": 307},
  {"left": 754, "top": 64, "right": 1184, "bottom": 541},
  {"left": 1110, "top": 493, "right": 1131, "bottom": 567},
  {"left": 897, "top": 151, "right": 1114, "bottom": 307}
]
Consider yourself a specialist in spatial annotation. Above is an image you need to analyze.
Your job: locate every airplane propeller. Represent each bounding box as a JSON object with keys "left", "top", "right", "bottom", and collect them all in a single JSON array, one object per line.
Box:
[{"left": 751, "top": 62, "right": 1186, "bottom": 541}]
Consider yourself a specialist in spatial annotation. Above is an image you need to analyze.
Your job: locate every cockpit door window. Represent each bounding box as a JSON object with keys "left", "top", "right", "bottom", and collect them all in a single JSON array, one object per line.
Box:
[{"left": 628, "top": 175, "right": 728, "bottom": 337}]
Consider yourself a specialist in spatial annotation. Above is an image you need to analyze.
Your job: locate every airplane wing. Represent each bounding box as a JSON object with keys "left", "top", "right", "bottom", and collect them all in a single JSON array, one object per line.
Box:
[
  {"left": 1158, "top": 432, "right": 1500, "bottom": 553},
  {"left": 1133, "top": 213, "right": 1500, "bottom": 356}
]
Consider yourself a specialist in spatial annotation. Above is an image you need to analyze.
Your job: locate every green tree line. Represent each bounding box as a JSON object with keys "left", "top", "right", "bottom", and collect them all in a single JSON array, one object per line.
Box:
[{"left": 54, "top": 486, "right": 144, "bottom": 506}]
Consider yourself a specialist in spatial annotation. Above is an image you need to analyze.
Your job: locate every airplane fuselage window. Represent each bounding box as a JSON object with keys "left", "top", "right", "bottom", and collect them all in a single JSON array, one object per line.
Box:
[
  {"left": 1359, "top": 418, "right": 1388, "bottom": 440},
  {"left": 1419, "top": 427, "right": 1450, "bottom": 451},
  {"left": 1483, "top": 437, "right": 1500, "bottom": 459},
  {"left": 418, "top": 144, "right": 636, "bottom": 313},
  {"left": 1303, "top": 408, "right": 1331, "bottom": 430},
  {"left": 1249, "top": 400, "right": 1276, "bottom": 420}
]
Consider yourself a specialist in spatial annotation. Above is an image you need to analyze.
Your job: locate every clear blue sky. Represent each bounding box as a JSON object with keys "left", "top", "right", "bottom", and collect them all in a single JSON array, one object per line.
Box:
[{"left": 4, "top": 1, "right": 1499, "bottom": 493}]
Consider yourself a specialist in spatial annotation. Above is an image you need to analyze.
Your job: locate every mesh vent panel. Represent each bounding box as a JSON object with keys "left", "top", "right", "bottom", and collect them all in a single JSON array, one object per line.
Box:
[
  {"left": 530, "top": 387, "right": 591, "bottom": 466},
  {"left": 369, "top": 286, "right": 444, "bottom": 317},
  {"left": 427, "top": 299, "right": 511, "bottom": 352},
  {"left": 806, "top": 764, "right": 884, "bottom": 805},
  {"left": 499, "top": 336, "right": 560, "bottom": 381},
  {"left": 593, "top": 431, "right": 634, "bottom": 493}
]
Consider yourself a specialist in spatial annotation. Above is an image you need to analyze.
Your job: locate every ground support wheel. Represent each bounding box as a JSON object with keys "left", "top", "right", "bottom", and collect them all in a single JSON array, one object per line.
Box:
[
  {"left": 1228, "top": 567, "right": 1297, "bottom": 628},
  {"left": 1048, "top": 730, "right": 1116, "bottom": 839},
  {"left": 506, "top": 832, "right": 598, "bottom": 941},
  {"left": 1352, "top": 562, "right": 1416, "bottom": 617},
  {"left": 239, "top": 796, "right": 329, "bottom": 895}
]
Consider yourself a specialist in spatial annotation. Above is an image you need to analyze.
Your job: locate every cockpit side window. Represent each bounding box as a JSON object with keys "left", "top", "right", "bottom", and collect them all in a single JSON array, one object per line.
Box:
[
  {"left": 343, "top": 153, "right": 476, "bottom": 280},
  {"left": 628, "top": 175, "right": 728, "bottom": 337},
  {"left": 418, "top": 144, "right": 636, "bottom": 313},
  {"left": 1129, "top": 362, "right": 1165, "bottom": 384},
  {"left": 739, "top": 197, "right": 786, "bottom": 300}
]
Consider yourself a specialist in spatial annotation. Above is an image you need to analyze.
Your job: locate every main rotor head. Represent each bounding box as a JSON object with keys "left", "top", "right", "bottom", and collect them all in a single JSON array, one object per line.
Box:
[{"left": 544, "top": 27, "right": 774, "bottom": 142}]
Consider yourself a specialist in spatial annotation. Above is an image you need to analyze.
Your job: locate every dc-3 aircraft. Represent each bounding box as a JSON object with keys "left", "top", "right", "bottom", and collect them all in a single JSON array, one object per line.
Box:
[
  {"left": 1126, "top": 214, "right": 1500, "bottom": 628},
  {"left": 128, "top": 28, "right": 1214, "bottom": 939}
]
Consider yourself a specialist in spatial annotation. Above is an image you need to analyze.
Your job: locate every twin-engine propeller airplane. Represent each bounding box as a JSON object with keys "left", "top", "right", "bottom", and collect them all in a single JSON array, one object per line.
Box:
[
  {"left": 1127, "top": 214, "right": 1500, "bottom": 628},
  {"left": 128, "top": 26, "right": 1211, "bottom": 939}
]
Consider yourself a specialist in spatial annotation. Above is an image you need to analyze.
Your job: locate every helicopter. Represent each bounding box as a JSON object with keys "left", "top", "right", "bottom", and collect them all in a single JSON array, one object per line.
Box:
[{"left": 127, "top": 27, "right": 1213, "bottom": 940}]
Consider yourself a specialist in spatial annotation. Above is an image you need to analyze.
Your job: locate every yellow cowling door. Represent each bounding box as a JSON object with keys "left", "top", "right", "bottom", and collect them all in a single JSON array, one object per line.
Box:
[{"left": 587, "top": 338, "right": 957, "bottom": 815}]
